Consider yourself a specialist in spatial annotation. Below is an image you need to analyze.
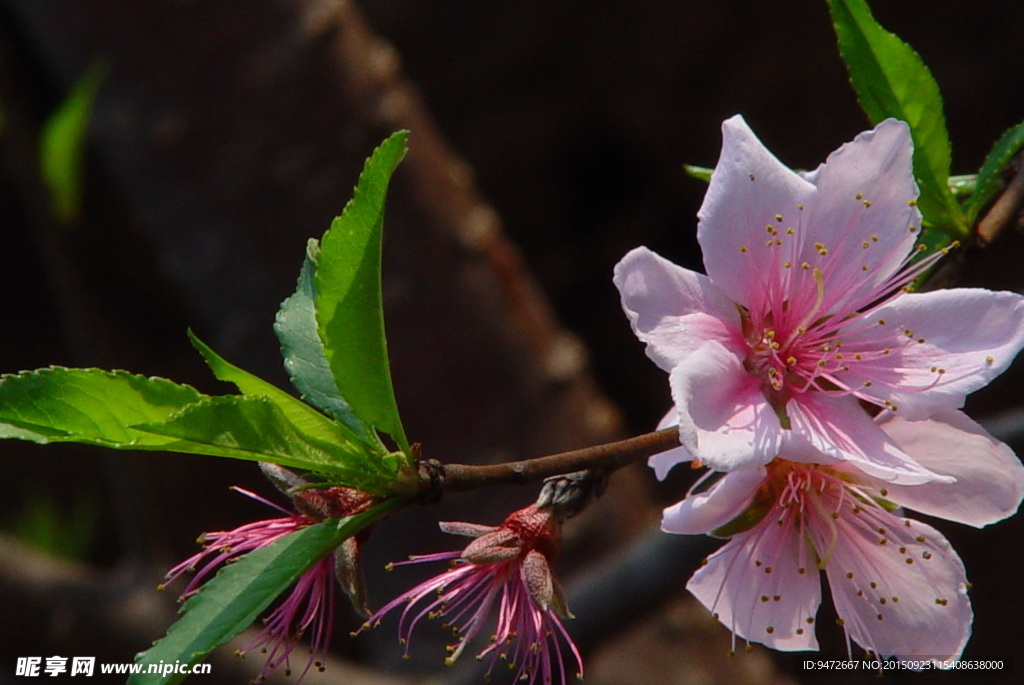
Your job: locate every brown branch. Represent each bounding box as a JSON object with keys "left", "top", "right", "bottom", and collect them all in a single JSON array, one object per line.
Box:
[
  {"left": 976, "top": 149, "right": 1024, "bottom": 244},
  {"left": 431, "top": 427, "right": 681, "bottom": 493}
]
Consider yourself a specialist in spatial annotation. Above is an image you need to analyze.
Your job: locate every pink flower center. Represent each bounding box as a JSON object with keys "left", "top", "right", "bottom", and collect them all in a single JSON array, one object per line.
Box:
[
  {"left": 738, "top": 237, "right": 958, "bottom": 419},
  {"left": 758, "top": 461, "right": 879, "bottom": 570}
]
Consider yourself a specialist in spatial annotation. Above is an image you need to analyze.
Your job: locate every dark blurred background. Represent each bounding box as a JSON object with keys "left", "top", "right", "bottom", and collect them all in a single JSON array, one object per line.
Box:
[{"left": 1, "top": 1, "right": 1022, "bottom": 684}]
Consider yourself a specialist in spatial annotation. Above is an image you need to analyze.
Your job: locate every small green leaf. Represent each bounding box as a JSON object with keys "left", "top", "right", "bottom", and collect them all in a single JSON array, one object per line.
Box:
[
  {"left": 188, "top": 331, "right": 381, "bottom": 457},
  {"left": 133, "top": 395, "right": 396, "bottom": 491},
  {"left": 39, "top": 60, "right": 107, "bottom": 225},
  {"left": 827, "top": 0, "right": 967, "bottom": 238},
  {"left": 0, "top": 367, "right": 205, "bottom": 448},
  {"left": 130, "top": 499, "right": 404, "bottom": 685},
  {"left": 315, "top": 132, "right": 411, "bottom": 457},
  {"left": 683, "top": 164, "right": 713, "bottom": 182},
  {"left": 965, "top": 120, "right": 1024, "bottom": 225},
  {"left": 274, "top": 240, "right": 376, "bottom": 444}
]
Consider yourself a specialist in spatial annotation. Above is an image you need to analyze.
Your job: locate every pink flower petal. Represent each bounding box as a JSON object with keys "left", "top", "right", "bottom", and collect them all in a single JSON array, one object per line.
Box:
[
  {"left": 613, "top": 246, "right": 743, "bottom": 372},
  {"left": 823, "top": 508, "right": 971, "bottom": 662},
  {"left": 873, "top": 409, "right": 1024, "bottom": 528},
  {"left": 785, "top": 393, "right": 947, "bottom": 485},
  {"left": 661, "top": 466, "right": 766, "bottom": 535},
  {"left": 697, "top": 115, "right": 816, "bottom": 311},
  {"left": 687, "top": 511, "right": 821, "bottom": 651},
  {"left": 843, "top": 288, "right": 1024, "bottom": 420},
  {"left": 648, "top": 407, "right": 693, "bottom": 480},
  {"left": 796, "top": 119, "right": 920, "bottom": 316},
  {"left": 670, "top": 341, "right": 783, "bottom": 471}
]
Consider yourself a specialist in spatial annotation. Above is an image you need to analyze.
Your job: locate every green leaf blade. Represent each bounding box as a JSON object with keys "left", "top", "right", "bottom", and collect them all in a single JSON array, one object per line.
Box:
[
  {"left": 133, "top": 395, "right": 396, "bottom": 492},
  {"left": 0, "top": 367, "right": 205, "bottom": 448},
  {"left": 314, "top": 132, "right": 411, "bottom": 457},
  {"left": 274, "top": 239, "right": 375, "bottom": 443},
  {"left": 39, "top": 60, "right": 107, "bottom": 225},
  {"left": 129, "top": 499, "right": 404, "bottom": 685},
  {"left": 188, "top": 331, "right": 379, "bottom": 456},
  {"left": 965, "top": 120, "right": 1024, "bottom": 225},
  {"left": 827, "top": 0, "right": 967, "bottom": 237}
]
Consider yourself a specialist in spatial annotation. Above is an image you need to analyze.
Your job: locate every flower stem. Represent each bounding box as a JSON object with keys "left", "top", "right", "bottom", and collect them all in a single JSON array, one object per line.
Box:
[{"left": 429, "top": 427, "right": 681, "bottom": 493}]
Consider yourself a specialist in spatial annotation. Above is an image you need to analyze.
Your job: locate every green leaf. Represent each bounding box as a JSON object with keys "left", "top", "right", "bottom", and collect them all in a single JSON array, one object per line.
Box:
[
  {"left": 274, "top": 240, "right": 376, "bottom": 444},
  {"left": 0, "top": 367, "right": 205, "bottom": 448},
  {"left": 827, "top": 0, "right": 967, "bottom": 238},
  {"left": 314, "top": 132, "right": 411, "bottom": 456},
  {"left": 133, "top": 395, "right": 397, "bottom": 492},
  {"left": 965, "top": 120, "right": 1024, "bottom": 225},
  {"left": 683, "top": 164, "right": 713, "bottom": 182},
  {"left": 39, "top": 60, "right": 107, "bottom": 225},
  {"left": 130, "top": 499, "right": 404, "bottom": 685},
  {"left": 188, "top": 330, "right": 381, "bottom": 457}
]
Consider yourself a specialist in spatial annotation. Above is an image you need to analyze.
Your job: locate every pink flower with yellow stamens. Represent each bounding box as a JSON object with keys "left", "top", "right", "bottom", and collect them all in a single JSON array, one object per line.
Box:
[
  {"left": 615, "top": 116, "right": 1024, "bottom": 483},
  {"left": 658, "top": 409, "right": 1024, "bottom": 661},
  {"left": 360, "top": 504, "right": 582, "bottom": 685}
]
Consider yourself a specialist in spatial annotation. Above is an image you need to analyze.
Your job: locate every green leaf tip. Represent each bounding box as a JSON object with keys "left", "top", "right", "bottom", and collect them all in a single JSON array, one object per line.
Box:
[
  {"left": 313, "top": 131, "right": 412, "bottom": 458},
  {"left": 966, "top": 120, "right": 1024, "bottom": 226},
  {"left": 683, "top": 164, "right": 713, "bottom": 182},
  {"left": 0, "top": 367, "right": 205, "bottom": 447},
  {"left": 39, "top": 59, "right": 108, "bottom": 225},
  {"left": 827, "top": 0, "right": 967, "bottom": 238}
]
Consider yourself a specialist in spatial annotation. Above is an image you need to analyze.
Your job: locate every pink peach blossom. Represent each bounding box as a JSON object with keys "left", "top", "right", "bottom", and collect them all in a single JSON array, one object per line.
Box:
[
  {"left": 615, "top": 116, "right": 1024, "bottom": 483},
  {"left": 659, "top": 409, "right": 1024, "bottom": 661}
]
